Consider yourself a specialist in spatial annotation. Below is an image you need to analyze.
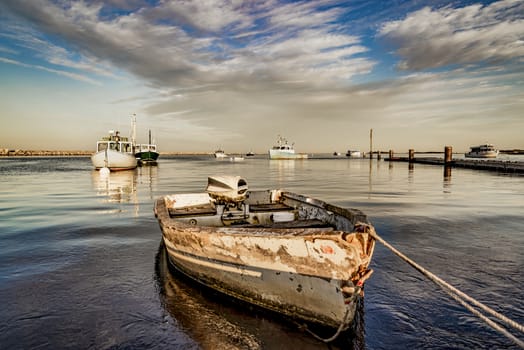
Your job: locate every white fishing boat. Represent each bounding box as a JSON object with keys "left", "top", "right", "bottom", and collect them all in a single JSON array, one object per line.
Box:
[
  {"left": 346, "top": 150, "right": 362, "bottom": 158},
  {"left": 91, "top": 130, "right": 137, "bottom": 171},
  {"left": 154, "top": 176, "right": 375, "bottom": 335},
  {"left": 465, "top": 144, "right": 499, "bottom": 158},
  {"left": 268, "top": 136, "right": 308, "bottom": 160},
  {"left": 214, "top": 149, "right": 228, "bottom": 158}
]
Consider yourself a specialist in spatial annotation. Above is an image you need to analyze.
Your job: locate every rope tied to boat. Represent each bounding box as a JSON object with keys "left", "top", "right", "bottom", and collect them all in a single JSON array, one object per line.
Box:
[
  {"left": 369, "top": 230, "right": 524, "bottom": 349},
  {"left": 298, "top": 286, "right": 361, "bottom": 343}
]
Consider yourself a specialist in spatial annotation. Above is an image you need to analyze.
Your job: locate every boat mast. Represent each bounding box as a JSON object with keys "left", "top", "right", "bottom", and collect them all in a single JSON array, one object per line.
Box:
[
  {"left": 369, "top": 128, "right": 373, "bottom": 159},
  {"left": 131, "top": 113, "right": 137, "bottom": 146}
]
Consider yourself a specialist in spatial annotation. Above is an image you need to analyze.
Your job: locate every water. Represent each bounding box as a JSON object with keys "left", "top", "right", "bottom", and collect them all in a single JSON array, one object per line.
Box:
[{"left": 1, "top": 155, "right": 523, "bottom": 349}]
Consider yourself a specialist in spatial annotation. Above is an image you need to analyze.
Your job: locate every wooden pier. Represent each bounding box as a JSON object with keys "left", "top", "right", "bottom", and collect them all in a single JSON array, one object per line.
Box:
[{"left": 385, "top": 147, "right": 524, "bottom": 174}]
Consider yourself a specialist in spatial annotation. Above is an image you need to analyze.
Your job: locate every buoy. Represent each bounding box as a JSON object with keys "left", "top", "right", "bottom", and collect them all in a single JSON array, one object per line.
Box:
[{"left": 99, "top": 167, "right": 110, "bottom": 176}]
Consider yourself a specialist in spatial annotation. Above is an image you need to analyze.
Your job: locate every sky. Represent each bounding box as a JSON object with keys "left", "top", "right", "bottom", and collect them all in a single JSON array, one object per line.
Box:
[{"left": 0, "top": 0, "right": 523, "bottom": 153}]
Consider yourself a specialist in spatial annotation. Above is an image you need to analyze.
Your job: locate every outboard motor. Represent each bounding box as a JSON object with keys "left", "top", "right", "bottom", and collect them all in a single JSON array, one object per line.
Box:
[
  {"left": 206, "top": 175, "right": 248, "bottom": 204},
  {"left": 206, "top": 176, "right": 249, "bottom": 225}
]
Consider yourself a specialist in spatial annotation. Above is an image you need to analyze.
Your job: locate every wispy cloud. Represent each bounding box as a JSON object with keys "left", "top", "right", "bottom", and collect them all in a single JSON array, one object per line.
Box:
[
  {"left": 0, "top": 0, "right": 375, "bottom": 89},
  {"left": 0, "top": 56, "right": 101, "bottom": 85},
  {"left": 378, "top": 0, "right": 524, "bottom": 70}
]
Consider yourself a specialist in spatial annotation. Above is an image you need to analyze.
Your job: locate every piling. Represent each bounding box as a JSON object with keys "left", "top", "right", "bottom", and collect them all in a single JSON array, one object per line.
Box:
[
  {"left": 408, "top": 149, "right": 415, "bottom": 162},
  {"left": 389, "top": 150, "right": 394, "bottom": 160},
  {"left": 444, "top": 146, "right": 453, "bottom": 164}
]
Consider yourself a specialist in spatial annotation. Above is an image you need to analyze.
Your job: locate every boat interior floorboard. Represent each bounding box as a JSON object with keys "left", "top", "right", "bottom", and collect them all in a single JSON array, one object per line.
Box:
[{"left": 231, "top": 219, "right": 334, "bottom": 230}]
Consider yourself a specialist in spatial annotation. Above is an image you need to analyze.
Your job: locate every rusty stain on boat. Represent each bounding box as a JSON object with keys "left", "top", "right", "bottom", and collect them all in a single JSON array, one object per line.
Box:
[{"left": 154, "top": 177, "right": 375, "bottom": 336}]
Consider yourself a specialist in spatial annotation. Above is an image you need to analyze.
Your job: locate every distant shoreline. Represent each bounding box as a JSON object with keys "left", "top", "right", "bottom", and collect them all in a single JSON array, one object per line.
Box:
[
  {"left": 0, "top": 149, "right": 214, "bottom": 157},
  {"left": 1, "top": 149, "right": 523, "bottom": 157}
]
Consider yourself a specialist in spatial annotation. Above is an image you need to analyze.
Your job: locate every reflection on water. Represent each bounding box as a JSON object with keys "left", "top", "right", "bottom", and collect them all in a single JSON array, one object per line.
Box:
[
  {"left": 90, "top": 166, "right": 160, "bottom": 217},
  {"left": 91, "top": 170, "right": 140, "bottom": 217},
  {"left": 137, "top": 165, "right": 158, "bottom": 201},
  {"left": 443, "top": 165, "right": 452, "bottom": 193},
  {"left": 155, "top": 242, "right": 262, "bottom": 350},
  {"left": 91, "top": 170, "right": 137, "bottom": 203},
  {"left": 154, "top": 242, "right": 366, "bottom": 350}
]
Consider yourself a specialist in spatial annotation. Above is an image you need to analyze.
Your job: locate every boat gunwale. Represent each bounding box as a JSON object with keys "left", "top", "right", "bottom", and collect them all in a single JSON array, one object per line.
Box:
[{"left": 155, "top": 190, "right": 371, "bottom": 235}]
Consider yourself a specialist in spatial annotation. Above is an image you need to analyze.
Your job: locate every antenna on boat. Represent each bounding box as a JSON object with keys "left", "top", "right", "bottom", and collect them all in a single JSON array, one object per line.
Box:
[{"left": 131, "top": 113, "right": 137, "bottom": 146}]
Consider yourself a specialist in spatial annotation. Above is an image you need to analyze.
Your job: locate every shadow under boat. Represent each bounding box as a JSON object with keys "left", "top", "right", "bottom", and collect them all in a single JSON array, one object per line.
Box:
[{"left": 154, "top": 241, "right": 366, "bottom": 349}]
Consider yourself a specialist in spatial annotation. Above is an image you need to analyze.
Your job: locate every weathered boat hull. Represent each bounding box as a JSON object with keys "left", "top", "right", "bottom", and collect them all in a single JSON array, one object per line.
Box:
[
  {"left": 154, "top": 189, "right": 375, "bottom": 330},
  {"left": 91, "top": 149, "right": 137, "bottom": 171}
]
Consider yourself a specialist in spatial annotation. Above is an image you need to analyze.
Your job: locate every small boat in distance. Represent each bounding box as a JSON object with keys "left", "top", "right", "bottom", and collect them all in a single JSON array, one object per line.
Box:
[
  {"left": 214, "top": 149, "right": 228, "bottom": 158},
  {"left": 246, "top": 151, "right": 255, "bottom": 157},
  {"left": 154, "top": 176, "right": 375, "bottom": 336},
  {"left": 346, "top": 150, "right": 362, "bottom": 158},
  {"left": 465, "top": 144, "right": 499, "bottom": 158},
  {"left": 269, "top": 135, "right": 308, "bottom": 160},
  {"left": 333, "top": 151, "right": 341, "bottom": 156},
  {"left": 135, "top": 130, "right": 159, "bottom": 164},
  {"left": 91, "top": 130, "right": 137, "bottom": 171},
  {"left": 229, "top": 155, "right": 244, "bottom": 162}
]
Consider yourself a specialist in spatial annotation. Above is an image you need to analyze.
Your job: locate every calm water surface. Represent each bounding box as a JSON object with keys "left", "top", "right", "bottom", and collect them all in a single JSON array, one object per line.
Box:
[{"left": 0, "top": 155, "right": 523, "bottom": 349}]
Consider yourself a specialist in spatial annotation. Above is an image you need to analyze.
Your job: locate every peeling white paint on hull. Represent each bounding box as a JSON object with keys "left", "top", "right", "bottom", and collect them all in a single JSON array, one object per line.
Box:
[{"left": 154, "top": 188, "right": 375, "bottom": 331}]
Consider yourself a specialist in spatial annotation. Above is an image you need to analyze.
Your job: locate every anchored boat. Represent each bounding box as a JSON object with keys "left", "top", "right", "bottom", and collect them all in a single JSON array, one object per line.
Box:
[
  {"left": 135, "top": 130, "right": 159, "bottom": 164},
  {"left": 269, "top": 136, "right": 308, "bottom": 159},
  {"left": 91, "top": 130, "right": 137, "bottom": 171},
  {"left": 346, "top": 150, "right": 362, "bottom": 158},
  {"left": 465, "top": 144, "right": 499, "bottom": 158},
  {"left": 214, "top": 149, "right": 228, "bottom": 158},
  {"left": 154, "top": 176, "right": 375, "bottom": 336}
]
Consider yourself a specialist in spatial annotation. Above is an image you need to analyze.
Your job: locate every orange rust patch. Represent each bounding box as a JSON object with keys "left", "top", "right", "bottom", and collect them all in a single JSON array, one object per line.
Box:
[{"left": 320, "top": 245, "right": 334, "bottom": 254}]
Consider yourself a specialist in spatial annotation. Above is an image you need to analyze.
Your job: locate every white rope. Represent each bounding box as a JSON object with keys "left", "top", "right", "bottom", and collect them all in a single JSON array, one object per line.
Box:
[
  {"left": 437, "top": 278, "right": 524, "bottom": 348},
  {"left": 368, "top": 230, "right": 524, "bottom": 348},
  {"left": 298, "top": 289, "right": 359, "bottom": 343}
]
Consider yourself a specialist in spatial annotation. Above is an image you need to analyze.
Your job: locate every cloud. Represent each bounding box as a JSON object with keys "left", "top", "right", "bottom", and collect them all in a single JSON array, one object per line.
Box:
[
  {"left": 0, "top": 56, "right": 101, "bottom": 85},
  {"left": 0, "top": 0, "right": 375, "bottom": 90},
  {"left": 378, "top": 0, "right": 524, "bottom": 70}
]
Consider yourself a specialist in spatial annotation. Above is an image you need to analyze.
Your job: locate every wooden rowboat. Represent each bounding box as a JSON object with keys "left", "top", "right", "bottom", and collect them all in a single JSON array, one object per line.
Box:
[{"left": 154, "top": 176, "right": 375, "bottom": 337}]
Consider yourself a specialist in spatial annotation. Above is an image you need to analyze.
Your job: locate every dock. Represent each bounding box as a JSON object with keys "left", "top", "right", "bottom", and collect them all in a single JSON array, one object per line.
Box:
[
  {"left": 386, "top": 157, "right": 524, "bottom": 173},
  {"left": 385, "top": 147, "right": 524, "bottom": 174}
]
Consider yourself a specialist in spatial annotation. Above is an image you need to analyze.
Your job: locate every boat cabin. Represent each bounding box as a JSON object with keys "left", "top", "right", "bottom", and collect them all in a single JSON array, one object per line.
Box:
[
  {"left": 135, "top": 144, "right": 157, "bottom": 153},
  {"left": 469, "top": 144, "right": 495, "bottom": 152},
  {"left": 97, "top": 132, "right": 133, "bottom": 154},
  {"left": 272, "top": 136, "right": 294, "bottom": 151},
  {"left": 272, "top": 144, "right": 293, "bottom": 151}
]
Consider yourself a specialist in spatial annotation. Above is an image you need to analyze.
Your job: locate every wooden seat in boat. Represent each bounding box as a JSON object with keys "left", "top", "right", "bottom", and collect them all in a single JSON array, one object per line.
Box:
[
  {"left": 168, "top": 204, "right": 217, "bottom": 217},
  {"left": 249, "top": 203, "right": 294, "bottom": 212}
]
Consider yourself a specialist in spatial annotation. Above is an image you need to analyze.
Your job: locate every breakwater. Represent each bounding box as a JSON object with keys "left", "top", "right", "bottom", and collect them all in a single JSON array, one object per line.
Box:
[{"left": 0, "top": 149, "right": 91, "bottom": 157}]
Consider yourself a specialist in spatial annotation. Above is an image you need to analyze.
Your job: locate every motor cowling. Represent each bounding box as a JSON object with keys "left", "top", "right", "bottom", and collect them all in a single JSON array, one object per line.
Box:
[{"left": 206, "top": 175, "right": 248, "bottom": 204}]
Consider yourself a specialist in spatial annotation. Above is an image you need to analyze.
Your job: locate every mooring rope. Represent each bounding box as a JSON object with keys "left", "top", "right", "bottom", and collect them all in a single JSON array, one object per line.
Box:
[
  {"left": 368, "top": 230, "right": 524, "bottom": 348},
  {"left": 298, "top": 289, "right": 360, "bottom": 343}
]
